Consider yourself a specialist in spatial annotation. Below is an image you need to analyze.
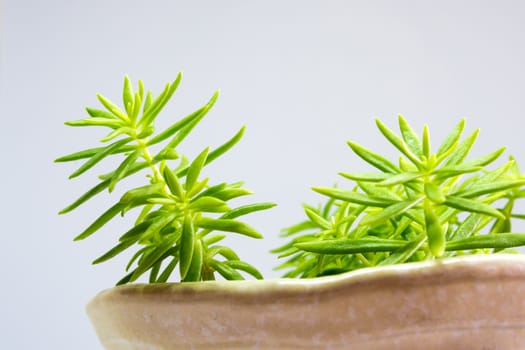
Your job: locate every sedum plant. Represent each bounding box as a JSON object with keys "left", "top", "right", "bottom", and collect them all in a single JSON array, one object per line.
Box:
[
  {"left": 274, "top": 117, "right": 525, "bottom": 278},
  {"left": 58, "top": 75, "right": 525, "bottom": 284},
  {"left": 56, "top": 74, "right": 274, "bottom": 285}
]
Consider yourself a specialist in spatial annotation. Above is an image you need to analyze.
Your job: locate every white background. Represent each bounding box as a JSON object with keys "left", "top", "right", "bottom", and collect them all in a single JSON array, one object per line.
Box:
[{"left": 2, "top": 1, "right": 525, "bottom": 348}]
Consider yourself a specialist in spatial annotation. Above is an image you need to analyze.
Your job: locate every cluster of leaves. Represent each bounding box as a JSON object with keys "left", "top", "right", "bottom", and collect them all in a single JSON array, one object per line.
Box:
[
  {"left": 274, "top": 117, "right": 525, "bottom": 278},
  {"left": 57, "top": 74, "right": 274, "bottom": 285}
]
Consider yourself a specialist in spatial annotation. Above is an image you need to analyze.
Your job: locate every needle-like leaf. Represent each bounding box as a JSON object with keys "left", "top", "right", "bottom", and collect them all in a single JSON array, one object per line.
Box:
[
  {"left": 109, "top": 150, "right": 140, "bottom": 192},
  {"left": 436, "top": 119, "right": 465, "bottom": 158},
  {"left": 446, "top": 233, "right": 525, "bottom": 251},
  {"left": 68, "top": 138, "right": 132, "bottom": 179},
  {"left": 313, "top": 187, "right": 396, "bottom": 207},
  {"left": 59, "top": 179, "right": 110, "bottom": 214},
  {"left": 196, "top": 217, "right": 263, "bottom": 238},
  {"left": 130, "top": 233, "right": 179, "bottom": 282},
  {"left": 450, "top": 179, "right": 525, "bottom": 199},
  {"left": 398, "top": 115, "right": 423, "bottom": 157},
  {"left": 224, "top": 260, "right": 263, "bottom": 279},
  {"left": 179, "top": 215, "right": 195, "bottom": 280},
  {"left": 209, "top": 259, "right": 244, "bottom": 280},
  {"left": 183, "top": 239, "right": 203, "bottom": 282},
  {"left": 444, "top": 196, "right": 505, "bottom": 219},
  {"left": 443, "top": 129, "right": 479, "bottom": 166},
  {"left": 74, "top": 202, "right": 126, "bottom": 241},
  {"left": 185, "top": 148, "right": 209, "bottom": 193},
  {"left": 295, "top": 237, "right": 407, "bottom": 254},
  {"left": 347, "top": 141, "right": 399, "bottom": 173},
  {"left": 360, "top": 197, "right": 423, "bottom": 226},
  {"left": 375, "top": 118, "right": 423, "bottom": 168},
  {"left": 97, "top": 93, "right": 129, "bottom": 122}
]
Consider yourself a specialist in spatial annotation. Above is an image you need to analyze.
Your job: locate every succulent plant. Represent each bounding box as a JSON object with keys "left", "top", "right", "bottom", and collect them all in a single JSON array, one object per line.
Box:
[
  {"left": 274, "top": 117, "right": 525, "bottom": 278},
  {"left": 57, "top": 75, "right": 525, "bottom": 283},
  {"left": 56, "top": 74, "right": 274, "bottom": 284}
]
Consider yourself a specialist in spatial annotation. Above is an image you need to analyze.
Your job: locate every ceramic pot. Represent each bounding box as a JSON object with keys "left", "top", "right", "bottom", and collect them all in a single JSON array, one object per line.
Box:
[{"left": 87, "top": 254, "right": 525, "bottom": 349}]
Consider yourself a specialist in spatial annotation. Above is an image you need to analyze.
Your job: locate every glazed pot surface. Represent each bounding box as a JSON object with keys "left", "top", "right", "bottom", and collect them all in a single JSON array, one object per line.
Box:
[{"left": 87, "top": 255, "right": 525, "bottom": 349}]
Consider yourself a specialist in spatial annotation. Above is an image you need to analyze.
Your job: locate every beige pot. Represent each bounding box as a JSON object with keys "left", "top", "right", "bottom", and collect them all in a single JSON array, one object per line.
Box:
[{"left": 87, "top": 254, "right": 525, "bottom": 349}]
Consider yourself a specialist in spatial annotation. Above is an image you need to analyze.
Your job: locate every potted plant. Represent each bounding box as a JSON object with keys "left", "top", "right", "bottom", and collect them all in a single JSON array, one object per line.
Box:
[{"left": 57, "top": 75, "right": 525, "bottom": 349}]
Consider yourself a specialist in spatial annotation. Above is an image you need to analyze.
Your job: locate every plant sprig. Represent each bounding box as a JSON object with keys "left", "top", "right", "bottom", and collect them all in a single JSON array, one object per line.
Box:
[
  {"left": 274, "top": 116, "right": 525, "bottom": 278},
  {"left": 57, "top": 74, "right": 274, "bottom": 285}
]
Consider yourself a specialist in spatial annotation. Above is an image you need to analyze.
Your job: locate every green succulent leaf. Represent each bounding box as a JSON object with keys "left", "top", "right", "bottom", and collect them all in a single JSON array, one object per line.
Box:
[
  {"left": 444, "top": 196, "right": 505, "bottom": 219},
  {"left": 449, "top": 213, "right": 481, "bottom": 241},
  {"left": 59, "top": 179, "right": 110, "bottom": 214},
  {"left": 436, "top": 119, "right": 465, "bottom": 158},
  {"left": 398, "top": 115, "right": 423, "bottom": 157},
  {"left": 313, "top": 187, "right": 395, "bottom": 207},
  {"left": 450, "top": 179, "right": 525, "bottom": 199},
  {"left": 143, "top": 91, "right": 154, "bottom": 113},
  {"left": 86, "top": 107, "right": 120, "bottom": 120},
  {"left": 360, "top": 197, "right": 423, "bottom": 226},
  {"left": 189, "top": 196, "right": 230, "bottom": 213},
  {"left": 208, "top": 259, "right": 244, "bottom": 280},
  {"left": 140, "top": 212, "right": 178, "bottom": 243},
  {"left": 347, "top": 141, "right": 399, "bottom": 173},
  {"left": 176, "top": 124, "right": 245, "bottom": 178},
  {"left": 74, "top": 202, "right": 126, "bottom": 241},
  {"left": 295, "top": 237, "right": 407, "bottom": 254},
  {"left": 119, "top": 183, "right": 165, "bottom": 207},
  {"left": 339, "top": 172, "right": 389, "bottom": 182},
  {"left": 224, "top": 260, "right": 263, "bottom": 279},
  {"left": 149, "top": 261, "right": 161, "bottom": 283},
  {"left": 68, "top": 138, "right": 132, "bottom": 179},
  {"left": 131, "top": 92, "right": 143, "bottom": 122},
  {"left": 196, "top": 217, "right": 263, "bottom": 239},
  {"left": 376, "top": 172, "right": 423, "bottom": 186},
  {"left": 212, "top": 187, "right": 253, "bottom": 201},
  {"left": 422, "top": 125, "right": 431, "bottom": 159},
  {"left": 139, "top": 73, "right": 182, "bottom": 128},
  {"left": 92, "top": 239, "right": 137, "bottom": 265},
  {"left": 432, "top": 164, "right": 482, "bottom": 180},
  {"left": 221, "top": 203, "right": 276, "bottom": 219},
  {"left": 118, "top": 221, "right": 153, "bottom": 242},
  {"left": 156, "top": 256, "right": 180, "bottom": 283},
  {"left": 185, "top": 148, "right": 209, "bottom": 193},
  {"left": 446, "top": 233, "right": 525, "bottom": 251},
  {"left": 183, "top": 239, "right": 203, "bottom": 282},
  {"left": 130, "top": 233, "right": 179, "bottom": 282},
  {"left": 377, "top": 234, "right": 426, "bottom": 266},
  {"left": 123, "top": 75, "right": 135, "bottom": 116},
  {"left": 304, "top": 205, "right": 331, "bottom": 229},
  {"left": 65, "top": 117, "right": 123, "bottom": 129},
  {"left": 163, "top": 166, "right": 183, "bottom": 198},
  {"left": 147, "top": 91, "right": 218, "bottom": 147},
  {"left": 179, "top": 215, "right": 195, "bottom": 280},
  {"left": 97, "top": 93, "right": 129, "bottom": 122},
  {"left": 109, "top": 150, "right": 140, "bottom": 192},
  {"left": 464, "top": 147, "right": 506, "bottom": 167},
  {"left": 55, "top": 144, "right": 135, "bottom": 163},
  {"left": 375, "top": 118, "right": 423, "bottom": 168},
  {"left": 206, "top": 245, "right": 240, "bottom": 260},
  {"left": 443, "top": 129, "right": 479, "bottom": 166}
]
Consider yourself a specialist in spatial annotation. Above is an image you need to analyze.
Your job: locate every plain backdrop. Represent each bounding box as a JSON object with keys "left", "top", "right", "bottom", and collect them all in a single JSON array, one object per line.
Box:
[{"left": 2, "top": 1, "right": 525, "bottom": 348}]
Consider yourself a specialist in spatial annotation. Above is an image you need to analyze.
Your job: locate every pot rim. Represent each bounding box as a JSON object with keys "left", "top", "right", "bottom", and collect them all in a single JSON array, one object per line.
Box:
[{"left": 90, "top": 253, "right": 525, "bottom": 298}]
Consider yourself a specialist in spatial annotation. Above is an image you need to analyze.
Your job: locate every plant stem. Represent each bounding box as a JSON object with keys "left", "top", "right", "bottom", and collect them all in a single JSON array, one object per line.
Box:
[{"left": 136, "top": 138, "right": 163, "bottom": 183}]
